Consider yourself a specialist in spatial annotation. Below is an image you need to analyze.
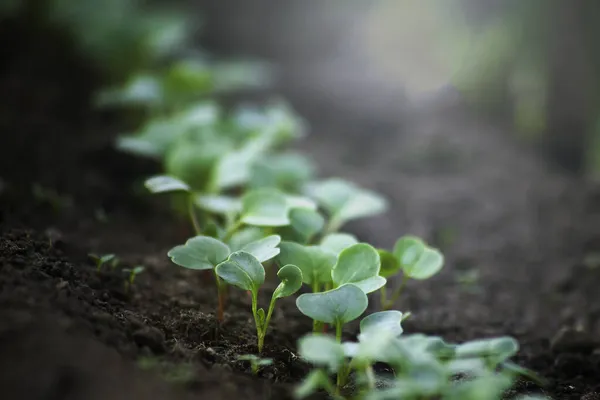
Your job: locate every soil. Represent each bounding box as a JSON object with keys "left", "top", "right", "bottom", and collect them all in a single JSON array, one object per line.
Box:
[{"left": 2, "top": 6, "right": 600, "bottom": 400}]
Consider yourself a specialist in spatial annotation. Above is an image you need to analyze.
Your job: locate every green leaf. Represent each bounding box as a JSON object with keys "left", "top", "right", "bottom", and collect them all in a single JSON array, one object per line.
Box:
[
  {"left": 298, "top": 334, "right": 345, "bottom": 372},
  {"left": 277, "top": 242, "right": 336, "bottom": 285},
  {"left": 228, "top": 227, "right": 265, "bottom": 252},
  {"left": 296, "top": 284, "right": 368, "bottom": 324},
  {"left": 215, "top": 251, "right": 265, "bottom": 293},
  {"left": 393, "top": 236, "right": 444, "bottom": 280},
  {"left": 306, "top": 178, "right": 388, "bottom": 226},
  {"left": 241, "top": 235, "right": 281, "bottom": 263},
  {"left": 145, "top": 175, "right": 190, "bottom": 193},
  {"left": 256, "top": 308, "right": 266, "bottom": 326},
  {"left": 249, "top": 153, "right": 314, "bottom": 192},
  {"left": 240, "top": 189, "right": 291, "bottom": 227},
  {"left": 285, "top": 195, "right": 318, "bottom": 211},
  {"left": 273, "top": 264, "right": 303, "bottom": 299},
  {"left": 168, "top": 236, "right": 230, "bottom": 270},
  {"left": 320, "top": 233, "right": 358, "bottom": 255},
  {"left": 393, "top": 236, "right": 426, "bottom": 266},
  {"left": 359, "top": 311, "right": 404, "bottom": 341},
  {"left": 194, "top": 194, "right": 241, "bottom": 215},
  {"left": 331, "top": 243, "right": 384, "bottom": 293},
  {"left": 285, "top": 208, "right": 325, "bottom": 242},
  {"left": 455, "top": 337, "right": 519, "bottom": 366},
  {"left": 378, "top": 249, "right": 401, "bottom": 278},
  {"left": 406, "top": 247, "right": 444, "bottom": 280}
]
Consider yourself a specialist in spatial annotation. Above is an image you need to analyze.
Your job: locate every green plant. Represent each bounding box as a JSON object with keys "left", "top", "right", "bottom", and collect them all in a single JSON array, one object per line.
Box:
[
  {"left": 295, "top": 311, "right": 542, "bottom": 399},
  {"left": 168, "top": 235, "right": 281, "bottom": 323},
  {"left": 377, "top": 235, "right": 444, "bottom": 310},
  {"left": 237, "top": 354, "right": 273, "bottom": 375},
  {"left": 123, "top": 265, "right": 145, "bottom": 292},
  {"left": 216, "top": 251, "right": 302, "bottom": 352},
  {"left": 88, "top": 253, "right": 117, "bottom": 272}
]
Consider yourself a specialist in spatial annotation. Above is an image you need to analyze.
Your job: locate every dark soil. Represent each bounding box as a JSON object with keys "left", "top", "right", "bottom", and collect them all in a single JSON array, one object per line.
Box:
[{"left": 3, "top": 6, "right": 600, "bottom": 400}]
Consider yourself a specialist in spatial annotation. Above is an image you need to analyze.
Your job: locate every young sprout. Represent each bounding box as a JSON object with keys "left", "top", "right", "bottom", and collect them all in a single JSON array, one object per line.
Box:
[
  {"left": 304, "top": 179, "right": 388, "bottom": 234},
  {"left": 168, "top": 235, "right": 281, "bottom": 323},
  {"left": 237, "top": 354, "right": 273, "bottom": 375},
  {"left": 123, "top": 266, "right": 145, "bottom": 292},
  {"left": 215, "top": 251, "right": 302, "bottom": 352},
  {"left": 89, "top": 253, "right": 117, "bottom": 272},
  {"left": 378, "top": 235, "right": 444, "bottom": 310}
]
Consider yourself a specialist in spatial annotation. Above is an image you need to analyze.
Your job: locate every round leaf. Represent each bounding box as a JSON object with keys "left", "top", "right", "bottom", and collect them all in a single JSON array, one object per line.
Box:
[
  {"left": 378, "top": 249, "right": 401, "bottom": 278},
  {"left": 320, "top": 233, "right": 358, "bottom": 256},
  {"left": 296, "top": 284, "right": 368, "bottom": 324},
  {"left": 350, "top": 276, "right": 387, "bottom": 293},
  {"left": 241, "top": 235, "right": 281, "bottom": 263},
  {"left": 215, "top": 251, "right": 265, "bottom": 293},
  {"left": 273, "top": 264, "right": 303, "bottom": 298},
  {"left": 298, "top": 334, "right": 345, "bottom": 372},
  {"left": 306, "top": 179, "right": 388, "bottom": 225},
  {"left": 241, "top": 189, "right": 291, "bottom": 227},
  {"left": 393, "top": 236, "right": 426, "bottom": 267},
  {"left": 332, "top": 243, "right": 381, "bottom": 293},
  {"left": 277, "top": 242, "right": 336, "bottom": 285},
  {"left": 145, "top": 175, "right": 190, "bottom": 193},
  {"left": 286, "top": 208, "right": 325, "bottom": 241},
  {"left": 194, "top": 194, "right": 241, "bottom": 215},
  {"left": 168, "top": 236, "right": 230, "bottom": 270},
  {"left": 455, "top": 337, "right": 519, "bottom": 365},
  {"left": 405, "top": 247, "right": 444, "bottom": 280},
  {"left": 359, "top": 311, "right": 404, "bottom": 342}
]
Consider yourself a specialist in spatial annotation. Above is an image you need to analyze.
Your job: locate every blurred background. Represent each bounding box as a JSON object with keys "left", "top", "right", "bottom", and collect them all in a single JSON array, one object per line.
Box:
[{"left": 4, "top": 0, "right": 600, "bottom": 175}]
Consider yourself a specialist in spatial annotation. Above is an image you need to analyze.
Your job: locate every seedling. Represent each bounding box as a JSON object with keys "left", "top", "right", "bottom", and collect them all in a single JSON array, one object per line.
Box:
[
  {"left": 378, "top": 235, "right": 444, "bottom": 310},
  {"left": 296, "top": 310, "right": 540, "bottom": 399},
  {"left": 168, "top": 235, "right": 281, "bottom": 322},
  {"left": 89, "top": 253, "right": 117, "bottom": 272},
  {"left": 215, "top": 251, "right": 302, "bottom": 352},
  {"left": 304, "top": 179, "right": 388, "bottom": 234},
  {"left": 123, "top": 266, "right": 145, "bottom": 292},
  {"left": 237, "top": 354, "right": 273, "bottom": 375}
]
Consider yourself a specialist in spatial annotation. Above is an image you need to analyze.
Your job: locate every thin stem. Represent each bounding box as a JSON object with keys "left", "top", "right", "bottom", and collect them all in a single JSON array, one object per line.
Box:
[
  {"left": 214, "top": 272, "right": 225, "bottom": 322},
  {"left": 364, "top": 365, "right": 376, "bottom": 391},
  {"left": 221, "top": 219, "right": 243, "bottom": 243},
  {"left": 335, "top": 321, "right": 343, "bottom": 343},
  {"left": 385, "top": 275, "right": 408, "bottom": 310},
  {"left": 324, "top": 218, "right": 342, "bottom": 236},
  {"left": 380, "top": 284, "right": 387, "bottom": 309},
  {"left": 188, "top": 195, "right": 202, "bottom": 235},
  {"left": 311, "top": 281, "right": 322, "bottom": 333},
  {"left": 258, "top": 295, "right": 278, "bottom": 353}
]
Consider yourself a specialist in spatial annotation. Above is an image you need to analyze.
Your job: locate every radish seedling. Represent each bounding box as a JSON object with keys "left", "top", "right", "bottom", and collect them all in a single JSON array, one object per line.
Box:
[
  {"left": 237, "top": 354, "right": 273, "bottom": 375},
  {"left": 168, "top": 235, "right": 281, "bottom": 322},
  {"left": 296, "top": 310, "right": 539, "bottom": 399},
  {"left": 378, "top": 236, "right": 444, "bottom": 310},
  {"left": 215, "top": 251, "right": 302, "bottom": 352},
  {"left": 305, "top": 179, "right": 388, "bottom": 234}
]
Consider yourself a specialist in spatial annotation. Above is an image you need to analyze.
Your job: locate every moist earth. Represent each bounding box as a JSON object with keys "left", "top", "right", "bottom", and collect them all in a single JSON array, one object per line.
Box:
[{"left": 2, "top": 9, "right": 600, "bottom": 400}]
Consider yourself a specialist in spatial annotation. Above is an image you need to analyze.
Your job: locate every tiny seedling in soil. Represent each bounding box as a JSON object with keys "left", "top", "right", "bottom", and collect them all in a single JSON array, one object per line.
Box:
[
  {"left": 378, "top": 235, "right": 444, "bottom": 310},
  {"left": 216, "top": 250, "right": 302, "bottom": 352},
  {"left": 88, "top": 253, "right": 117, "bottom": 272},
  {"left": 237, "top": 354, "right": 273, "bottom": 375},
  {"left": 123, "top": 265, "right": 145, "bottom": 292}
]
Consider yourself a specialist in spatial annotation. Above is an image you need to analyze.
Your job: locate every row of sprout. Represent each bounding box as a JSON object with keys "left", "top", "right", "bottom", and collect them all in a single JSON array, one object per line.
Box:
[{"left": 77, "top": 2, "right": 546, "bottom": 398}]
